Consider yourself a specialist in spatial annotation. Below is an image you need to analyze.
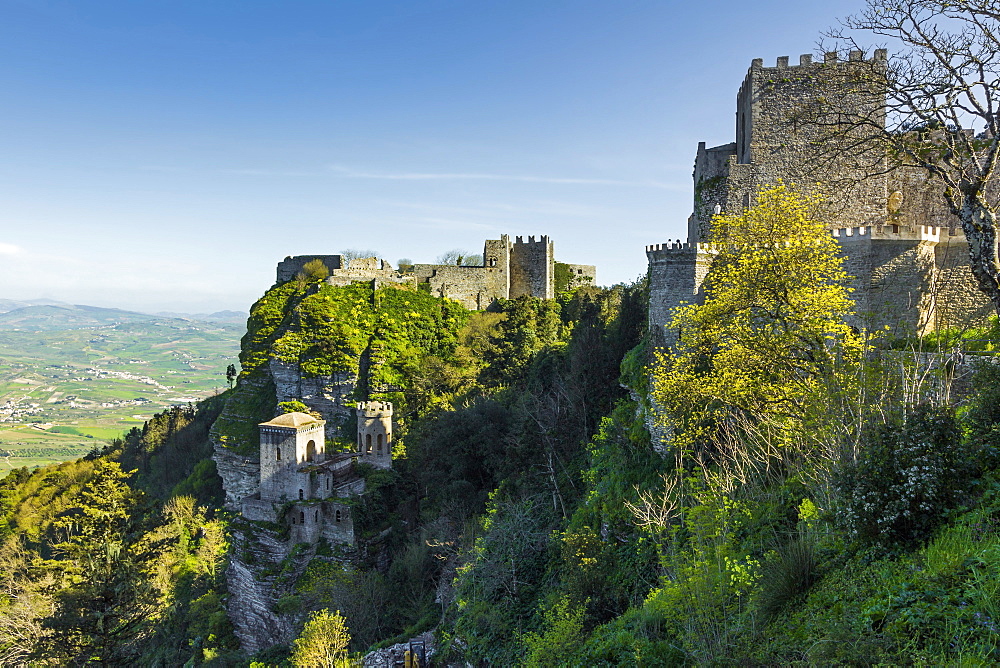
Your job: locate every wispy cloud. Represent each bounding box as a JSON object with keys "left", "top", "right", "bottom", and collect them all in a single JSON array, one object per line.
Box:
[
  {"left": 0, "top": 243, "right": 23, "bottom": 255},
  {"left": 327, "top": 164, "right": 673, "bottom": 189}
]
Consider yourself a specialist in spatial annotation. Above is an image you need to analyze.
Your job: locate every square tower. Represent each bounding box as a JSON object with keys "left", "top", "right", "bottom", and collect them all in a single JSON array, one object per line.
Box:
[
  {"left": 258, "top": 412, "right": 326, "bottom": 501},
  {"left": 510, "top": 235, "right": 555, "bottom": 299}
]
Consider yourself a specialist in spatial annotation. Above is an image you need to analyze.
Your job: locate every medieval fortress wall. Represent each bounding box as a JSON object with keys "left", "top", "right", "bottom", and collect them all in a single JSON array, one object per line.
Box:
[
  {"left": 654, "top": 50, "right": 993, "bottom": 343},
  {"left": 276, "top": 234, "right": 595, "bottom": 311}
]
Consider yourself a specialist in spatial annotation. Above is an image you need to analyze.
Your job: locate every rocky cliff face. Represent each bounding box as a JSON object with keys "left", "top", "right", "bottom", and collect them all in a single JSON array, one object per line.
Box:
[
  {"left": 226, "top": 522, "right": 312, "bottom": 654},
  {"left": 269, "top": 358, "right": 356, "bottom": 440}
]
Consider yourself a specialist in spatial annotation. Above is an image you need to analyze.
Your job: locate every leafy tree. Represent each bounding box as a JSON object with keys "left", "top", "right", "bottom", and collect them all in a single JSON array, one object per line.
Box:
[
  {"left": 291, "top": 609, "right": 356, "bottom": 668},
  {"left": 299, "top": 259, "right": 331, "bottom": 282},
  {"left": 226, "top": 363, "right": 238, "bottom": 388},
  {"left": 45, "top": 461, "right": 154, "bottom": 665},
  {"left": 824, "top": 0, "right": 1000, "bottom": 313},
  {"left": 652, "top": 184, "right": 868, "bottom": 456}
]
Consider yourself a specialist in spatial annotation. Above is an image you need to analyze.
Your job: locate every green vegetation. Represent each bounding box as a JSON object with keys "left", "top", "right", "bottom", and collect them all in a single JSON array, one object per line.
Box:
[{"left": 3, "top": 190, "right": 1000, "bottom": 664}]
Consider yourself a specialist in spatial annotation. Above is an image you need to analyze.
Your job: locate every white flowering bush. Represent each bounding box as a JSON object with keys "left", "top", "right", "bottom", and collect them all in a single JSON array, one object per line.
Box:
[{"left": 836, "top": 406, "right": 971, "bottom": 546}]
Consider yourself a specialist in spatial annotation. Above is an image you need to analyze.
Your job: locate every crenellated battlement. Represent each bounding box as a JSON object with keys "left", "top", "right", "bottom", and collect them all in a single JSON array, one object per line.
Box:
[
  {"left": 645, "top": 241, "right": 721, "bottom": 255},
  {"left": 514, "top": 234, "right": 551, "bottom": 245},
  {"left": 356, "top": 401, "right": 393, "bottom": 417},
  {"left": 832, "top": 224, "right": 942, "bottom": 243},
  {"left": 749, "top": 49, "right": 887, "bottom": 72}
]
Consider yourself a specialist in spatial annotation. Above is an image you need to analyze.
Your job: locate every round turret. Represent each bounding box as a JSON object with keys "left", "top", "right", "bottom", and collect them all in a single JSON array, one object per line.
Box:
[{"left": 356, "top": 401, "right": 393, "bottom": 469}]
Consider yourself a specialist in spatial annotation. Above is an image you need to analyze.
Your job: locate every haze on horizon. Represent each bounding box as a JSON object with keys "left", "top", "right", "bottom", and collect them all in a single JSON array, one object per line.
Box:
[{"left": 0, "top": 0, "right": 871, "bottom": 313}]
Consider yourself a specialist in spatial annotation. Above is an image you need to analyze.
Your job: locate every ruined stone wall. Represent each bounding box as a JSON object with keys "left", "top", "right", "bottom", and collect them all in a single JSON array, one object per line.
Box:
[
  {"left": 411, "top": 264, "right": 498, "bottom": 310},
  {"left": 510, "top": 235, "right": 554, "bottom": 299},
  {"left": 276, "top": 255, "right": 343, "bottom": 283},
  {"left": 563, "top": 263, "right": 597, "bottom": 289}
]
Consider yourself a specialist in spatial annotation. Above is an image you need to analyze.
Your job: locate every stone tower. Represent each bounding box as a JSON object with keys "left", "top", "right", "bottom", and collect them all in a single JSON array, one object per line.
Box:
[
  {"left": 510, "top": 235, "right": 555, "bottom": 300},
  {"left": 257, "top": 412, "right": 326, "bottom": 501},
  {"left": 691, "top": 51, "right": 889, "bottom": 243},
  {"left": 356, "top": 401, "right": 393, "bottom": 469}
]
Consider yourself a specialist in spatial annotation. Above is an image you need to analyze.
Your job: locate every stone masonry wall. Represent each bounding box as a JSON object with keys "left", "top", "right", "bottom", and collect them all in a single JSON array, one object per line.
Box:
[
  {"left": 510, "top": 235, "right": 554, "bottom": 300},
  {"left": 276, "top": 255, "right": 343, "bottom": 283},
  {"left": 645, "top": 243, "right": 714, "bottom": 348}
]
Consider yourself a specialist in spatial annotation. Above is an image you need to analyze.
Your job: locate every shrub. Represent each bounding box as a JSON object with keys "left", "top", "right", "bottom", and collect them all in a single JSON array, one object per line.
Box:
[
  {"left": 756, "top": 534, "right": 818, "bottom": 622},
  {"left": 836, "top": 405, "right": 970, "bottom": 546}
]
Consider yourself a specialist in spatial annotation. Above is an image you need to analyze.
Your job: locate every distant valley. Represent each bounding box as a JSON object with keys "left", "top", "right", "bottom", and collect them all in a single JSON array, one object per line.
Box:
[{"left": 0, "top": 301, "right": 246, "bottom": 472}]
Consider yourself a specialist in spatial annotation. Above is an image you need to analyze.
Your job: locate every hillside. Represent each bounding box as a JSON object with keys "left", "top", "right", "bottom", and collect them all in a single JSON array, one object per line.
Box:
[
  {"left": 0, "top": 217, "right": 998, "bottom": 665},
  {"left": 0, "top": 303, "right": 243, "bottom": 471}
]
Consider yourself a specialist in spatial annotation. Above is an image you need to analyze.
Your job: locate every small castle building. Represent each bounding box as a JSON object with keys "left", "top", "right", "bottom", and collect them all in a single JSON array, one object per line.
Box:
[{"left": 241, "top": 407, "right": 396, "bottom": 545}]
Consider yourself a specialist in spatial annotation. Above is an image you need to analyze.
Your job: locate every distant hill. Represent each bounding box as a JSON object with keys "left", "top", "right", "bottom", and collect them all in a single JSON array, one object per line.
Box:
[
  {"left": 0, "top": 304, "right": 248, "bottom": 331},
  {"left": 0, "top": 304, "right": 176, "bottom": 331},
  {"left": 0, "top": 298, "right": 69, "bottom": 314},
  {"left": 152, "top": 309, "right": 249, "bottom": 323}
]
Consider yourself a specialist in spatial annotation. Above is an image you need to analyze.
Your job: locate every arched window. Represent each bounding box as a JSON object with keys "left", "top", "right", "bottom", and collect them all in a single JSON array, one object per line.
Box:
[
  {"left": 298, "top": 489, "right": 304, "bottom": 500},
  {"left": 306, "top": 440, "right": 316, "bottom": 462},
  {"left": 299, "top": 511, "right": 305, "bottom": 524},
  {"left": 365, "top": 433, "right": 372, "bottom": 453},
  {"left": 315, "top": 510, "right": 319, "bottom": 522},
  {"left": 377, "top": 433, "right": 383, "bottom": 454},
  {"left": 335, "top": 509, "right": 342, "bottom": 522},
  {"left": 276, "top": 447, "right": 281, "bottom": 461},
  {"left": 358, "top": 431, "right": 362, "bottom": 449},
  {"left": 326, "top": 477, "right": 331, "bottom": 490}
]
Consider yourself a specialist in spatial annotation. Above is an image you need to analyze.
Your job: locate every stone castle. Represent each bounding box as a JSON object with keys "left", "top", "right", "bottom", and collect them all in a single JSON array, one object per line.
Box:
[
  {"left": 647, "top": 50, "right": 994, "bottom": 343},
  {"left": 240, "top": 402, "right": 394, "bottom": 545},
  {"left": 276, "top": 234, "right": 596, "bottom": 310}
]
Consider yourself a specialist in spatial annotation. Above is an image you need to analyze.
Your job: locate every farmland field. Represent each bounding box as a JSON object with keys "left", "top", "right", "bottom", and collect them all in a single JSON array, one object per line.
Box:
[{"left": 0, "top": 304, "right": 245, "bottom": 471}]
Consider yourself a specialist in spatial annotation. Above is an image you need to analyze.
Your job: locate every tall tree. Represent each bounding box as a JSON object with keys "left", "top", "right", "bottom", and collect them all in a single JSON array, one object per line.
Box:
[
  {"left": 45, "top": 462, "right": 154, "bottom": 665},
  {"left": 652, "top": 184, "right": 868, "bottom": 456},
  {"left": 824, "top": 0, "right": 1000, "bottom": 312}
]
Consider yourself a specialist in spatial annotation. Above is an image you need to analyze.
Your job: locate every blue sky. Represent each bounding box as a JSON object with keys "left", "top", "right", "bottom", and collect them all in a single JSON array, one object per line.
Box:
[{"left": 0, "top": 0, "right": 871, "bottom": 312}]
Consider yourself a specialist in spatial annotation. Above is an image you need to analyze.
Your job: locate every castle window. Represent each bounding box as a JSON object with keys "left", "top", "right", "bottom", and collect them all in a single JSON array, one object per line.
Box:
[
  {"left": 326, "top": 477, "right": 330, "bottom": 490},
  {"left": 377, "top": 433, "right": 383, "bottom": 454},
  {"left": 366, "top": 433, "right": 372, "bottom": 453},
  {"left": 306, "top": 440, "right": 316, "bottom": 462},
  {"left": 299, "top": 511, "right": 305, "bottom": 524},
  {"left": 315, "top": 510, "right": 319, "bottom": 522},
  {"left": 358, "top": 431, "right": 362, "bottom": 448},
  {"left": 489, "top": 257, "right": 497, "bottom": 267},
  {"left": 276, "top": 447, "right": 281, "bottom": 461},
  {"left": 299, "top": 489, "right": 304, "bottom": 500},
  {"left": 291, "top": 515, "right": 296, "bottom": 524},
  {"left": 336, "top": 509, "right": 342, "bottom": 522}
]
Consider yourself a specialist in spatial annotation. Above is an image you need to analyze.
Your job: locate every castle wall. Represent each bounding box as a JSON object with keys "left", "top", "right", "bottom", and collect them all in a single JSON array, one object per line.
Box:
[
  {"left": 933, "top": 236, "right": 996, "bottom": 330},
  {"left": 563, "top": 263, "right": 597, "bottom": 289},
  {"left": 650, "top": 50, "right": 991, "bottom": 341},
  {"left": 411, "top": 264, "right": 498, "bottom": 310},
  {"left": 277, "top": 255, "right": 343, "bottom": 283},
  {"left": 510, "top": 235, "right": 554, "bottom": 299},
  {"left": 645, "top": 243, "right": 714, "bottom": 348}
]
